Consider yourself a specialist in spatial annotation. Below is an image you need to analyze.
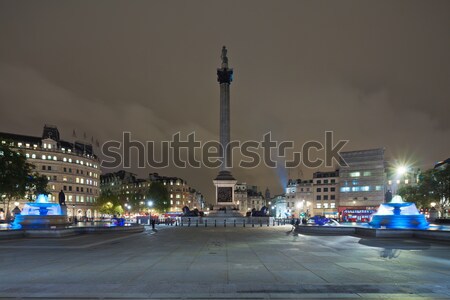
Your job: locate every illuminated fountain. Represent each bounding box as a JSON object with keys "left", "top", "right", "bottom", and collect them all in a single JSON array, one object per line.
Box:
[
  {"left": 12, "top": 194, "right": 69, "bottom": 229},
  {"left": 369, "top": 195, "right": 428, "bottom": 229}
]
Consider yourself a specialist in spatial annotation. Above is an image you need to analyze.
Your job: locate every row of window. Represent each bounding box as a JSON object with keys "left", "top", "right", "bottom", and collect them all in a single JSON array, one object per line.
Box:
[
  {"left": 63, "top": 185, "right": 95, "bottom": 194},
  {"left": 42, "top": 173, "right": 98, "bottom": 187},
  {"left": 315, "top": 179, "right": 336, "bottom": 184},
  {"left": 25, "top": 152, "right": 98, "bottom": 168},
  {"left": 169, "top": 200, "right": 191, "bottom": 205},
  {"left": 316, "top": 203, "right": 336, "bottom": 209},
  {"left": 33, "top": 194, "right": 96, "bottom": 203},
  {"left": 349, "top": 171, "right": 372, "bottom": 177},
  {"left": 65, "top": 195, "right": 96, "bottom": 203},
  {"left": 388, "top": 179, "right": 410, "bottom": 185},
  {"left": 340, "top": 186, "right": 383, "bottom": 192},
  {"left": 163, "top": 180, "right": 185, "bottom": 186},
  {"left": 42, "top": 165, "right": 98, "bottom": 177},
  {"left": 316, "top": 195, "right": 336, "bottom": 200},
  {"left": 316, "top": 187, "right": 335, "bottom": 193},
  {"left": 287, "top": 187, "right": 311, "bottom": 193}
]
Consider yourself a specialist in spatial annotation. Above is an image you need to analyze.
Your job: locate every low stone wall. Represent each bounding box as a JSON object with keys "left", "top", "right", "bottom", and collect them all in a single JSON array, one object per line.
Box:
[
  {"left": 295, "top": 226, "right": 355, "bottom": 235},
  {"left": 0, "top": 224, "right": 145, "bottom": 240},
  {"left": 414, "top": 230, "right": 450, "bottom": 241},
  {"left": 0, "top": 230, "right": 25, "bottom": 239},
  {"left": 24, "top": 228, "right": 79, "bottom": 238},
  {"left": 295, "top": 225, "right": 450, "bottom": 241}
]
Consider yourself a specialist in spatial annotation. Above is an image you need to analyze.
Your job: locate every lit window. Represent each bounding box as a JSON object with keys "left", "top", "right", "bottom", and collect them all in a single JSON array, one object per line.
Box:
[
  {"left": 340, "top": 187, "right": 350, "bottom": 192},
  {"left": 26, "top": 153, "right": 30, "bottom": 158},
  {"left": 63, "top": 177, "right": 67, "bottom": 181},
  {"left": 48, "top": 144, "right": 52, "bottom": 149},
  {"left": 63, "top": 157, "right": 67, "bottom": 162},
  {"left": 352, "top": 187, "right": 360, "bottom": 192},
  {"left": 18, "top": 142, "right": 22, "bottom": 147},
  {"left": 323, "top": 203, "right": 329, "bottom": 208},
  {"left": 53, "top": 156, "right": 57, "bottom": 160},
  {"left": 176, "top": 194, "right": 181, "bottom": 199},
  {"left": 31, "top": 154, "right": 36, "bottom": 159},
  {"left": 388, "top": 180, "right": 392, "bottom": 185},
  {"left": 363, "top": 171, "right": 371, "bottom": 176},
  {"left": 405, "top": 179, "right": 409, "bottom": 184},
  {"left": 80, "top": 178, "right": 84, "bottom": 184},
  {"left": 25, "top": 143, "right": 30, "bottom": 148},
  {"left": 361, "top": 186, "right": 370, "bottom": 192},
  {"left": 331, "top": 203, "right": 335, "bottom": 208},
  {"left": 76, "top": 177, "right": 80, "bottom": 183},
  {"left": 316, "top": 203, "right": 322, "bottom": 208},
  {"left": 350, "top": 172, "right": 360, "bottom": 177},
  {"left": 68, "top": 158, "right": 72, "bottom": 163},
  {"left": 170, "top": 194, "right": 173, "bottom": 198},
  {"left": 42, "top": 155, "right": 46, "bottom": 160},
  {"left": 375, "top": 186, "right": 382, "bottom": 191}
]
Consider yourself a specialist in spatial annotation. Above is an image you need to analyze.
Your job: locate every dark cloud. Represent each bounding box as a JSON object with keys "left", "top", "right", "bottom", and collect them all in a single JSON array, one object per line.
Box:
[{"left": 1, "top": 0, "right": 449, "bottom": 201}]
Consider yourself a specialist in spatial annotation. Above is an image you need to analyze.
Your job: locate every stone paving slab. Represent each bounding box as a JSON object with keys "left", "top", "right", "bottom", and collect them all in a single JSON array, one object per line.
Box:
[{"left": 1, "top": 226, "right": 450, "bottom": 299}]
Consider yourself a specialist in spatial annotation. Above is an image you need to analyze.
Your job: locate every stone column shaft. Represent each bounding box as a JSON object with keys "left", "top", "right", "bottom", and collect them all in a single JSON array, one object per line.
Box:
[{"left": 220, "top": 83, "right": 230, "bottom": 171}]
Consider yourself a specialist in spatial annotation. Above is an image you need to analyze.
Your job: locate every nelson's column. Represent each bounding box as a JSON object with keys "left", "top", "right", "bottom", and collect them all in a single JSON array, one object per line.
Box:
[{"left": 213, "top": 46, "right": 238, "bottom": 209}]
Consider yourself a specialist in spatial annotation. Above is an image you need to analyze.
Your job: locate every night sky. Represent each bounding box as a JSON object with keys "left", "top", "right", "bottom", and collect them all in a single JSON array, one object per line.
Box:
[{"left": 1, "top": 1, "right": 449, "bottom": 202}]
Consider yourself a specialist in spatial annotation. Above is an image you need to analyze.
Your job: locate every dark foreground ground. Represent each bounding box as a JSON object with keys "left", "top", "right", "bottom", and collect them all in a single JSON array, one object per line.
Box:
[{"left": 1, "top": 225, "right": 450, "bottom": 299}]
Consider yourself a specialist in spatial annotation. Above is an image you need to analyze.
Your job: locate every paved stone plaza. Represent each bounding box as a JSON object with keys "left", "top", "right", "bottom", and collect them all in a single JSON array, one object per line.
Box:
[{"left": 1, "top": 226, "right": 450, "bottom": 299}]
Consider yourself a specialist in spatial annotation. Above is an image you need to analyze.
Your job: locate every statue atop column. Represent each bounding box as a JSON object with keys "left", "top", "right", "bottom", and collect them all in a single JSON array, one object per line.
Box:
[{"left": 221, "top": 46, "right": 228, "bottom": 68}]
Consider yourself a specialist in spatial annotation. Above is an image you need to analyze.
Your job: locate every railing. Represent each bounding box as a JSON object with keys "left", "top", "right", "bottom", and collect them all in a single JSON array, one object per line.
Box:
[{"left": 137, "top": 218, "right": 291, "bottom": 227}]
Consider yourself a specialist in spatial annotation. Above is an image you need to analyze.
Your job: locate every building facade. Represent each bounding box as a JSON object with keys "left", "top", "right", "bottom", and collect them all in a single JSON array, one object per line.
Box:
[
  {"left": 149, "top": 173, "right": 199, "bottom": 212},
  {"left": 284, "top": 179, "right": 314, "bottom": 217},
  {"left": 0, "top": 125, "right": 101, "bottom": 220},
  {"left": 234, "top": 182, "right": 270, "bottom": 215},
  {"left": 100, "top": 172, "right": 205, "bottom": 214},
  {"left": 233, "top": 183, "right": 268, "bottom": 214},
  {"left": 338, "top": 148, "right": 386, "bottom": 222},
  {"left": 272, "top": 194, "right": 287, "bottom": 218},
  {"left": 100, "top": 171, "right": 149, "bottom": 211},
  {"left": 313, "top": 170, "right": 339, "bottom": 218}
]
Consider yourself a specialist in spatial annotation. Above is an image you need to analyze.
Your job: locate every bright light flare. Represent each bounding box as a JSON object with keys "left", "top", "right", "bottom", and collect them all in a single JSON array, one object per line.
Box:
[{"left": 396, "top": 165, "right": 408, "bottom": 176}]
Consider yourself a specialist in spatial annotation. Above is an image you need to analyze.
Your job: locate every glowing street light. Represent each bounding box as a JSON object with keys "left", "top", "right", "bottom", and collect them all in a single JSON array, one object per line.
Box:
[{"left": 396, "top": 165, "right": 408, "bottom": 176}]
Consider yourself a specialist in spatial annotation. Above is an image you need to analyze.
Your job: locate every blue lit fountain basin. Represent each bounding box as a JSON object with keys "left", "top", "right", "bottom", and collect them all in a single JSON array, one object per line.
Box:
[
  {"left": 12, "top": 197, "right": 69, "bottom": 229},
  {"left": 13, "top": 215, "right": 69, "bottom": 229},
  {"left": 369, "top": 197, "right": 428, "bottom": 229}
]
